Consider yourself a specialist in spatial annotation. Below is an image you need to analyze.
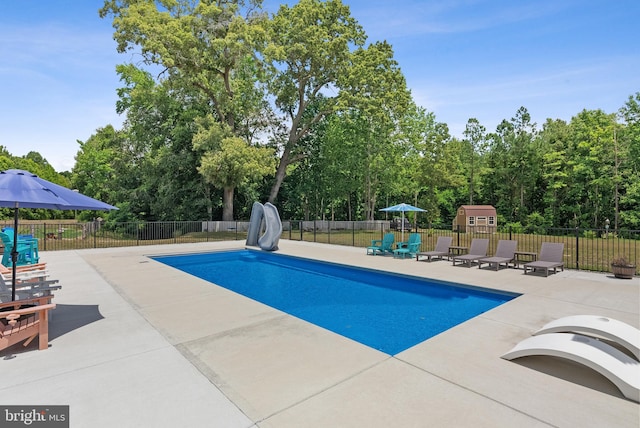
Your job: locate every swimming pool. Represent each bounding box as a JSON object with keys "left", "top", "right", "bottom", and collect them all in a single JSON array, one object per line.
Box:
[{"left": 153, "top": 250, "right": 518, "bottom": 355}]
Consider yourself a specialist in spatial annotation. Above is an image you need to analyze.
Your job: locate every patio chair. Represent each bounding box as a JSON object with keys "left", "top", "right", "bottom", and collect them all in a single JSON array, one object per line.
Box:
[
  {"left": 0, "top": 231, "right": 40, "bottom": 267},
  {"left": 0, "top": 262, "right": 49, "bottom": 282},
  {"left": 451, "top": 238, "right": 489, "bottom": 267},
  {"left": 366, "top": 233, "right": 395, "bottom": 256},
  {"left": 393, "top": 233, "right": 421, "bottom": 259},
  {"left": 416, "top": 236, "right": 453, "bottom": 262},
  {"left": 0, "top": 297, "right": 56, "bottom": 352},
  {"left": 523, "top": 242, "right": 564, "bottom": 276},
  {"left": 477, "top": 240, "right": 518, "bottom": 271},
  {"left": 0, "top": 275, "right": 60, "bottom": 303}
]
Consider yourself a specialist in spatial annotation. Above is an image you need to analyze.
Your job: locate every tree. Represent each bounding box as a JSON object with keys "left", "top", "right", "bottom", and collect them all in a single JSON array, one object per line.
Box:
[
  {"left": 100, "top": 0, "right": 271, "bottom": 220},
  {"left": 399, "top": 105, "right": 449, "bottom": 224},
  {"left": 337, "top": 41, "right": 412, "bottom": 219},
  {"left": 538, "top": 118, "right": 571, "bottom": 226},
  {"left": 568, "top": 109, "right": 617, "bottom": 228},
  {"left": 617, "top": 92, "right": 640, "bottom": 229},
  {"left": 262, "top": 0, "right": 366, "bottom": 203},
  {"left": 462, "top": 118, "right": 486, "bottom": 205},
  {"left": 194, "top": 119, "right": 275, "bottom": 221},
  {"left": 484, "top": 108, "right": 540, "bottom": 223},
  {"left": 76, "top": 63, "right": 215, "bottom": 221},
  {"left": 73, "top": 125, "right": 119, "bottom": 204}
]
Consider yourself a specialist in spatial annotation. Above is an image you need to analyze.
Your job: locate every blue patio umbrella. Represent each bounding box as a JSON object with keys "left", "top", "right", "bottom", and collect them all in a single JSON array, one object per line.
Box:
[
  {"left": 380, "top": 203, "right": 426, "bottom": 242},
  {"left": 0, "top": 169, "right": 117, "bottom": 300}
]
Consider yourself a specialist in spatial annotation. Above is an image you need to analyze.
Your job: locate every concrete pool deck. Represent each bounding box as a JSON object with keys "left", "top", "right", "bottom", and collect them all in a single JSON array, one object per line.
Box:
[{"left": 1, "top": 240, "right": 638, "bottom": 427}]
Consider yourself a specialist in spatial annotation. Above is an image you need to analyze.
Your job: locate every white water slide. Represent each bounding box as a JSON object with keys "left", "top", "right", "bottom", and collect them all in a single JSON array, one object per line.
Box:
[{"left": 246, "top": 202, "right": 282, "bottom": 251}]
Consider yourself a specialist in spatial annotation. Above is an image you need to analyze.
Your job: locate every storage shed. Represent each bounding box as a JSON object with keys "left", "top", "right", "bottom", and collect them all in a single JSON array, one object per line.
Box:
[{"left": 452, "top": 205, "right": 497, "bottom": 233}]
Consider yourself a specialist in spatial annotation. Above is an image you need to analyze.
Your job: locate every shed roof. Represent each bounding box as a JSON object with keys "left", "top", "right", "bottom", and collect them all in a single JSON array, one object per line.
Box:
[{"left": 459, "top": 205, "right": 496, "bottom": 216}]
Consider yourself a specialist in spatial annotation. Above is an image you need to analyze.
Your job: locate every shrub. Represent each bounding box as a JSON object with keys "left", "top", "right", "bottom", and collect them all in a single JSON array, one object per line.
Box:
[
  {"left": 503, "top": 222, "right": 524, "bottom": 233},
  {"left": 611, "top": 256, "right": 634, "bottom": 267},
  {"left": 524, "top": 212, "right": 549, "bottom": 235}
]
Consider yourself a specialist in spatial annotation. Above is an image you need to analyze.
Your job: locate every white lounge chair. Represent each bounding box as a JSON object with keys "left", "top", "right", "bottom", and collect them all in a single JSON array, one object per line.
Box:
[
  {"left": 502, "top": 332, "right": 640, "bottom": 402},
  {"left": 534, "top": 315, "right": 640, "bottom": 361}
]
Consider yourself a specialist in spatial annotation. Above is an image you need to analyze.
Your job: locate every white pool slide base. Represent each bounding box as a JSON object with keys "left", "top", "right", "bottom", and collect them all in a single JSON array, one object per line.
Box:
[{"left": 502, "top": 317, "right": 640, "bottom": 403}]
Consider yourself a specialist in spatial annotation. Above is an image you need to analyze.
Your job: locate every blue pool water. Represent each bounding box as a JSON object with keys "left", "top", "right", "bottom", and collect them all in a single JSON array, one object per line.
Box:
[{"left": 153, "top": 250, "right": 517, "bottom": 355}]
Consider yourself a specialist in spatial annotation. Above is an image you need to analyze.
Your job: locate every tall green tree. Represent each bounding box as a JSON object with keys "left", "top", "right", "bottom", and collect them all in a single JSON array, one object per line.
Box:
[
  {"left": 194, "top": 119, "right": 275, "bottom": 220},
  {"left": 262, "top": 0, "right": 366, "bottom": 203},
  {"left": 617, "top": 92, "right": 640, "bottom": 229},
  {"left": 100, "top": 0, "right": 271, "bottom": 220},
  {"left": 399, "top": 105, "right": 449, "bottom": 223},
  {"left": 337, "top": 41, "right": 412, "bottom": 219},
  {"left": 73, "top": 125, "right": 120, "bottom": 205},
  {"left": 538, "top": 118, "right": 572, "bottom": 226},
  {"left": 568, "top": 109, "right": 618, "bottom": 228},
  {"left": 484, "top": 108, "right": 540, "bottom": 223},
  {"left": 462, "top": 118, "right": 486, "bottom": 205}
]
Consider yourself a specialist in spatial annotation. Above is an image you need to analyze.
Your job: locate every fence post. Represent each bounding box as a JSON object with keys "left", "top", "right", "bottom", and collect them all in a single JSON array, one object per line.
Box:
[
  {"left": 575, "top": 227, "right": 580, "bottom": 270},
  {"left": 352, "top": 221, "right": 355, "bottom": 247},
  {"left": 456, "top": 224, "right": 461, "bottom": 246},
  {"left": 509, "top": 225, "right": 512, "bottom": 241},
  {"left": 313, "top": 220, "right": 317, "bottom": 242}
]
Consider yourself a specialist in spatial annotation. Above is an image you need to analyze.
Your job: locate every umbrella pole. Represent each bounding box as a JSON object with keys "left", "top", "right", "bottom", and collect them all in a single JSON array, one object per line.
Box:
[{"left": 11, "top": 204, "right": 19, "bottom": 301}]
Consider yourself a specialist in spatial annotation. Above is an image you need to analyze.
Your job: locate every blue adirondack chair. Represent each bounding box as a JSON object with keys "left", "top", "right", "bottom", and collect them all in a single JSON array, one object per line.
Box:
[
  {"left": 367, "top": 233, "right": 395, "bottom": 255},
  {"left": 393, "top": 233, "right": 421, "bottom": 259},
  {"left": 1, "top": 231, "right": 40, "bottom": 267}
]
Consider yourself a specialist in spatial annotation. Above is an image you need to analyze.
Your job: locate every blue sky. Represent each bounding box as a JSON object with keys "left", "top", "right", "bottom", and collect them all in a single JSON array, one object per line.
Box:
[{"left": 2, "top": 0, "right": 639, "bottom": 172}]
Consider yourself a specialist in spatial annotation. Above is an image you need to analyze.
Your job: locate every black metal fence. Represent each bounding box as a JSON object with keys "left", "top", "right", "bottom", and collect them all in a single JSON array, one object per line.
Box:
[
  {"left": 284, "top": 221, "right": 638, "bottom": 275},
  {"left": 2, "top": 220, "right": 638, "bottom": 275}
]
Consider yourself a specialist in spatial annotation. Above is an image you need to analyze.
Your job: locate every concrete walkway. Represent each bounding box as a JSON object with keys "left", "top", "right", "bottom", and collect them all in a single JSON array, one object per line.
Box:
[{"left": 1, "top": 240, "right": 638, "bottom": 427}]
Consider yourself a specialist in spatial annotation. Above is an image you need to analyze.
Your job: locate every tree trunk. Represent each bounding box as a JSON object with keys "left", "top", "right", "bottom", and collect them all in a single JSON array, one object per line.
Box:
[
  {"left": 222, "top": 186, "right": 234, "bottom": 221},
  {"left": 268, "top": 145, "right": 291, "bottom": 203},
  {"left": 204, "top": 184, "right": 213, "bottom": 222}
]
